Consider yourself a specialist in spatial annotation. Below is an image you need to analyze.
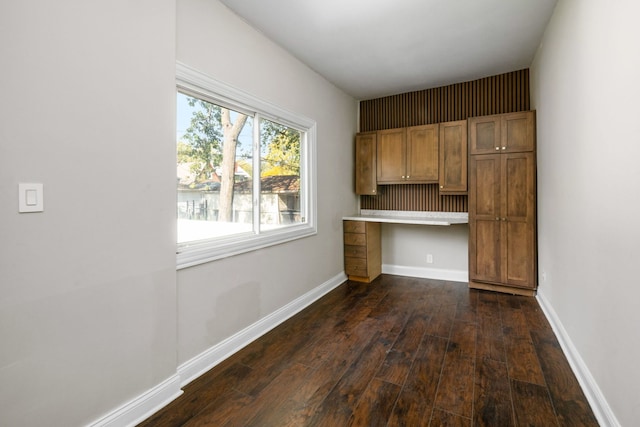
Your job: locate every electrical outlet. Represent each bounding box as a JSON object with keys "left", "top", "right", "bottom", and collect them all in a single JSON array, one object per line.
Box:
[{"left": 426, "top": 254, "right": 433, "bottom": 264}]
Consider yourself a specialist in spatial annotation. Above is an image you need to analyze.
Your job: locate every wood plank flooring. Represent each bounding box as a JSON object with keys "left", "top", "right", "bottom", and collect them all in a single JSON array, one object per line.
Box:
[{"left": 138, "top": 275, "right": 598, "bottom": 426}]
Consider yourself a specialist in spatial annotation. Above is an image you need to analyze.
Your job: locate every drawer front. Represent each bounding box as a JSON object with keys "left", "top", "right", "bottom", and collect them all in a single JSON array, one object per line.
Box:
[
  {"left": 344, "top": 220, "right": 366, "bottom": 233},
  {"left": 344, "top": 245, "right": 367, "bottom": 258},
  {"left": 345, "top": 256, "right": 368, "bottom": 276},
  {"left": 344, "top": 232, "right": 367, "bottom": 246}
]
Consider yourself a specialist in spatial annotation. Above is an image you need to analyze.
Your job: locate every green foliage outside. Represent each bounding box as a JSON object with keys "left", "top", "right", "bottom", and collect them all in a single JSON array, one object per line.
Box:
[{"left": 178, "top": 96, "right": 300, "bottom": 185}]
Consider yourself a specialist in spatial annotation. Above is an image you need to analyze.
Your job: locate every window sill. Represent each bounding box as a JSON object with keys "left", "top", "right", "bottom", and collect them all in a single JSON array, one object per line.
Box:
[{"left": 176, "top": 223, "right": 317, "bottom": 269}]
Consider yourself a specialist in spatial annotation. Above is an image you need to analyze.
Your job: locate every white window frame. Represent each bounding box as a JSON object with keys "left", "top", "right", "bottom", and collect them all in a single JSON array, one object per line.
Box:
[{"left": 176, "top": 62, "right": 317, "bottom": 269}]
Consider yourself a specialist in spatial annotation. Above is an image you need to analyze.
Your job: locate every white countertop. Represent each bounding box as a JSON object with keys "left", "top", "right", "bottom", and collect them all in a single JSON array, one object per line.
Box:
[{"left": 343, "top": 209, "right": 468, "bottom": 226}]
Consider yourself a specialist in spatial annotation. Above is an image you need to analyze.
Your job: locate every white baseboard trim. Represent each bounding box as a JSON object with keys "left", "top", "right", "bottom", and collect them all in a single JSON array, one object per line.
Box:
[
  {"left": 177, "top": 271, "right": 348, "bottom": 387},
  {"left": 382, "top": 264, "right": 468, "bottom": 283},
  {"left": 89, "top": 374, "right": 183, "bottom": 427},
  {"left": 536, "top": 291, "right": 621, "bottom": 427}
]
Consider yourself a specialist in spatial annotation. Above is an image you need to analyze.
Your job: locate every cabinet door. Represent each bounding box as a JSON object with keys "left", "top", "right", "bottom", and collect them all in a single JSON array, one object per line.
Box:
[
  {"left": 469, "top": 115, "right": 501, "bottom": 155},
  {"left": 469, "top": 154, "right": 502, "bottom": 284},
  {"left": 439, "top": 120, "right": 467, "bottom": 194},
  {"left": 355, "top": 132, "right": 377, "bottom": 195},
  {"left": 502, "top": 111, "right": 535, "bottom": 153},
  {"left": 406, "top": 124, "right": 439, "bottom": 183},
  {"left": 503, "top": 152, "right": 536, "bottom": 288},
  {"left": 377, "top": 128, "right": 406, "bottom": 183}
]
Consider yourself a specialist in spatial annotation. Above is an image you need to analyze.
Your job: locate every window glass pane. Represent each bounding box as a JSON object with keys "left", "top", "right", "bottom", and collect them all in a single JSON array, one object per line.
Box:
[
  {"left": 259, "top": 118, "right": 302, "bottom": 230},
  {"left": 177, "top": 92, "right": 253, "bottom": 243}
]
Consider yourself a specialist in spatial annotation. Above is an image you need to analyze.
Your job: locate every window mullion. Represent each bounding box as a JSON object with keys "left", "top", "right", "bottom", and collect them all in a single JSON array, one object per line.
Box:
[{"left": 253, "top": 114, "right": 261, "bottom": 234}]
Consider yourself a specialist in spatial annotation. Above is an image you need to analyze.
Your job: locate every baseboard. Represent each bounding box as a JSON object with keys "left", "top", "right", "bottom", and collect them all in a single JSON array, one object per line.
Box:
[
  {"left": 89, "top": 374, "right": 182, "bottom": 427},
  {"left": 536, "top": 291, "right": 621, "bottom": 427},
  {"left": 177, "top": 271, "right": 348, "bottom": 387},
  {"left": 382, "top": 264, "right": 468, "bottom": 283}
]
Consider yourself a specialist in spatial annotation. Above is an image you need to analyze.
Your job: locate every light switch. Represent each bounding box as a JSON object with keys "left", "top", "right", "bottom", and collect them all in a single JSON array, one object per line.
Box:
[
  {"left": 19, "top": 183, "right": 44, "bottom": 213},
  {"left": 26, "top": 189, "right": 38, "bottom": 206}
]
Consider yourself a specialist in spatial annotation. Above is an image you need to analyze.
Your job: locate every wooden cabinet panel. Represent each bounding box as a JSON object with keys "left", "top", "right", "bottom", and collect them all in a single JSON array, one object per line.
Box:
[
  {"left": 344, "top": 245, "right": 367, "bottom": 258},
  {"left": 471, "top": 155, "right": 500, "bottom": 217},
  {"left": 439, "top": 120, "right": 467, "bottom": 194},
  {"left": 355, "top": 132, "right": 378, "bottom": 195},
  {"left": 469, "top": 115, "right": 501, "bottom": 155},
  {"left": 471, "top": 219, "right": 502, "bottom": 283},
  {"left": 469, "top": 112, "right": 537, "bottom": 294},
  {"left": 504, "top": 154, "right": 534, "bottom": 220},
  {"left": 503, "top": 152, "right": 536, "bottom": 288},
  {"left": 406, "top": 124, "right": 439, "bottom": 183},
  {"left": 506, "top": 220, "right": 535, "bottom": 286},
  {"left": 343, "top": 221, "right": 381, "bottom": 283},
  {"left": 469, "top": 111, "right": 535, "bottom": 155},
  {"left": 344, "top": 220, "right": 366, "bottom": 233},
  {"left": 503, "top": 112, "right": 535, "bottom": 153},
  {"left": 469, "top": 154, "right": 502, "bottom": 284},
  {"left": 377, "top": 128, "right": 406, "bottom": 183},
  {"left": 345, "top": 257, "right": 368, "bottom": 276},
  {"left": 344, "top": 232, "right": 367, "bottom": 246}
]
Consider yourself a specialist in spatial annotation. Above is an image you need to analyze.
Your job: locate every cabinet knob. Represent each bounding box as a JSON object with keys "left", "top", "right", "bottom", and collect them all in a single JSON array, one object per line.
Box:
[
  {"left": 440, "top": 185, "right": 444, "bottom": 189},
  {"left": 495, "top": 147, "right": 500, "bottom": 151},
  {"left": 495, "top": 217, "right": 500, "bottom": 221},
  {"left": 502, "top": 217, "right": 507, "bottom": 221},
  {"left": 372, "top": 189, "right": 376, "bottom": 193},
  {"left": 406, "top": 175, "right": 410, "bottom": 179},
  {"left": 402, "top": 175, "right": 406, "bottom": 179},
  {"left": 501, "top": 146, "right": 506, "bottom": 150}
]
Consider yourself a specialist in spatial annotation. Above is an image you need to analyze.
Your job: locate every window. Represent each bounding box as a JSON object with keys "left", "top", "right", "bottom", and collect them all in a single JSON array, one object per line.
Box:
[{"left": 176, "top": 63, "right": 316, "bottom": 269}]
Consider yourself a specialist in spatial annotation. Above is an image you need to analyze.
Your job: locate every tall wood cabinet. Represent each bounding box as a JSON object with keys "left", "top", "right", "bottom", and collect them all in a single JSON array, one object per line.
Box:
[
  {"left": 468, "top": 111, "right": 537, "bottom": 295},
  {"left": 355, "top": 132, "right": 377, "bottom": 195}
]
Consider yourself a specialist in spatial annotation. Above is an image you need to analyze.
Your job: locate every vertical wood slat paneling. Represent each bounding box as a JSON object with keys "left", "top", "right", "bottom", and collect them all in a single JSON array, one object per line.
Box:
[
  {"left": 358, "top": 69, "right": 529, "bottom": 212},
  {"left": 359, "top": 69, "right": 530, "bottom": 130},
  {"left": 360, "top": 185, "right": 468, "bottom": 212}
]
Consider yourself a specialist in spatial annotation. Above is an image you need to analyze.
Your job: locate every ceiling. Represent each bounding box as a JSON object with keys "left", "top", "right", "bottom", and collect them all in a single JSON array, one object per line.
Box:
[{"left": 219, "top": 0, "right": 557, "bottom": 100}]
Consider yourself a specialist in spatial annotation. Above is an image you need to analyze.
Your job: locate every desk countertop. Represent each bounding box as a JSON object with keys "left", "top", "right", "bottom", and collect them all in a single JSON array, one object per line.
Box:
[{"left": 343, "top": 209, "right": 468, "bottom": 226}]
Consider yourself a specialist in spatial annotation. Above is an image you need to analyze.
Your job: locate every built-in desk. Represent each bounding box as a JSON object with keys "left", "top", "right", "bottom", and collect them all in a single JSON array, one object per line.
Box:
[
  {"left": 342, "top": 210, "right": 468, "bottom": 282},
  {"left": 343, "top": 209, "right": 468, "bottom": 226}
]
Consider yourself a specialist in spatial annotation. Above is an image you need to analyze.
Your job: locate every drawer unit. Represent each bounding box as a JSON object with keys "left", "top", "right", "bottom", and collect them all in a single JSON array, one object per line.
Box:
[{"left": 343, "top": 220, "right": 381, "bottom": 283}]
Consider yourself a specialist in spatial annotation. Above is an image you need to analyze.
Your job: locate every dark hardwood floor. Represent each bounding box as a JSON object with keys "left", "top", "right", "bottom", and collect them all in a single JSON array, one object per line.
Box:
[{"left": 139, "top": 275, "right": 598, "bottom": 426}]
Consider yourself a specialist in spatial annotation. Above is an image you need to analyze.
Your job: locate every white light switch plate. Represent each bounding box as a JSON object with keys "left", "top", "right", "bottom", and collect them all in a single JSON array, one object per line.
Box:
[{"left": 19, "top": 183, "right": 44, "bottom": 213}]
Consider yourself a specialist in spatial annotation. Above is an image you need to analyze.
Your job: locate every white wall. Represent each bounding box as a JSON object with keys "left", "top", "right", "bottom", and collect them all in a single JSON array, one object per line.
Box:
[
  {"left": 176, "top": 0, "right": 358, "bottom": 365},
  {"left": 381, "top": 224, "right": 469, "bottom": 282},
  {"left": 530, "top": 0, "right": 640, "bottom": 425},
  {"left": 0, "top": 1, "right": 177, "bottom": 426}
]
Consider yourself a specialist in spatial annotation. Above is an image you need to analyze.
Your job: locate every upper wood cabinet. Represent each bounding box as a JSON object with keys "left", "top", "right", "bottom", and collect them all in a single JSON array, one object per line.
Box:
[
  {"left": 438, "top": 120, "right": 467, "bottom": 194},
  {"left": 406, "top": 124, "right": 439, "bottom": 183},
  {"left": 376, "top": 128, "right": 406, "bottom": 184},
  {"left": 469, "top": 111, "right": 535, "bottom": 155},
  {"left": 355, "top": 132, "right": 377, "bottom": 195},
  {"left": 376, "top": 125, "right": 439, "bottom": 184}
]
